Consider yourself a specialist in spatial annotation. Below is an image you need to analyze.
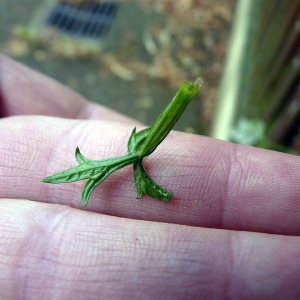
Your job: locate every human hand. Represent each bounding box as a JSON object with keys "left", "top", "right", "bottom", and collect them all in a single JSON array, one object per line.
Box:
[{"left": 1, "top": 54, "right": 299, "bottom": 299}]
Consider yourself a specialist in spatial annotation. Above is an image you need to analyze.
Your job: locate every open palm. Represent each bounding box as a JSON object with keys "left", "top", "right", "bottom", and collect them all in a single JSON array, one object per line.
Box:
[{"left": 0, "top": 54, "right": 299, "bottom": 299}]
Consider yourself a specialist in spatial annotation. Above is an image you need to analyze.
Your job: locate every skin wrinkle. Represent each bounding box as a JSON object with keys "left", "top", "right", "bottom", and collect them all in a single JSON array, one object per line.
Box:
[
  {"left": 275, "top": 159, "right": 300, "bottom": 208},
  {"left": 271, "top": 181, "right": 300, "bottom": 233},
  {"left": 0, "top": 123, "right": 28, "bottom": 167},
  {"left": 254, "top": 148, "right": 298, "bottom": 233},
  {"left": 230, "top": 232, "right": 300, "bottom": 299},
  {"left": 232, "top": 233, "right": 265, "bottom": 297},
  {"left": 192, "top": 159, "right": 224, "bottom": 227},
  {"left": 226, "top": 145, "right": 279, "bottom": 232},
  {"left": 280, "top": 160, "right": 298, "bottom": 187},
  {"left": 1, "top": 164, "right": 45, "bottom": 201},
  {"left": 0, "top": 198, "right": 300, "bottom": 299},
  {"left": 188, "top": 137, "right": 227, "bottom": 228},
  {"left": 1, "top": 113, "right": 300, "bottom": 233},
  {"left": 220, "top": 229, "right": 235, "bottom": 299},
  {"left": 14, "top": 206, "right": 69, "bottom": 299},
  {"left": 159, "top": 141, "right": 220, "bottom": 218},
  {"left": 113, "top": 206, "right": 224, "bottom": 296},
  {"left": 227, "top": 231, "right": 252, "bottom": 298}
]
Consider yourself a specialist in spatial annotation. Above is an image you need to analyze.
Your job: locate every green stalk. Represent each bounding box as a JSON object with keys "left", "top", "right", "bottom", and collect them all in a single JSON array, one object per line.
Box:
[{"left": 138, "top": 78, "right": 202, "bottom": 157}]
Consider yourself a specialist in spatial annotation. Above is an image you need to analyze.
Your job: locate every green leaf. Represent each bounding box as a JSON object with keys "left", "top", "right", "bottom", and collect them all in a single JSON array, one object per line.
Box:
[
  {"left": 134, "top": 160, "right": 171, "bottom": 201},
  {"left": 42, "top": 78, "right": 201, "bottom": 205},
  {"left": 127, "top": 127, "right": 151, "bottom": 153},
  {"left": 82, "top": 173, "right": 111, "bottom": 206},
  {"left": 127, "top": 127, "right": 137, "bottom": 153},
  {"left": 42, "top": 164, "right": 101, "bottom": 183},
  {"left": 127, "top": 126, "right": 171, "bottom": 201},
  {"left": 43, "top": 151, "right": 139, "bottom": 184},
  {"left": 75, "top": 146, "right": 90, "bottom": 164}
]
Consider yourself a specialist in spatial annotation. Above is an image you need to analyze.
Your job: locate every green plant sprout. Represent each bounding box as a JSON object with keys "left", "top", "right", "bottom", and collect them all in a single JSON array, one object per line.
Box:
[{"left": 43, "top": 78, "right": 202, "bottom": 206}]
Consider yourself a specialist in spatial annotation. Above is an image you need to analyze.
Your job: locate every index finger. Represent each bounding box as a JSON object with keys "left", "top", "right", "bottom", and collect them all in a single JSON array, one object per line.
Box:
[{"left": 0, "top": 115, "right": 299, "bottom": 236}]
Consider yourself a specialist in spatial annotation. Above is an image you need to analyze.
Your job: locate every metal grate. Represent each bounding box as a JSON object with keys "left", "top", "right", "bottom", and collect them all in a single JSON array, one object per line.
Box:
[{"left": 45, "top": 1, "right": 118, "bottom": 39}]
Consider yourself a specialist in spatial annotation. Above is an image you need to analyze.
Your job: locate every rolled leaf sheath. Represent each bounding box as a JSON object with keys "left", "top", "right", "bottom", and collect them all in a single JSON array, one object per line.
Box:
[{"left": 138, "top": 78, "right": 202, "bottom": 157}]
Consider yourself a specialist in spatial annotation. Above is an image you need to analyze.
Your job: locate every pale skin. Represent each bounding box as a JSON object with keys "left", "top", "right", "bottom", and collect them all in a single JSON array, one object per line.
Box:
[{"left": 0, "top": 53, "right": 300, "bottom": 299}]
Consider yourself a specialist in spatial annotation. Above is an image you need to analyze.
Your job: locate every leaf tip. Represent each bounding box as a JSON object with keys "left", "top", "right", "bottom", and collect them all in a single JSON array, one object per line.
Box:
[
  {"left": 75, "top": 146, "right": 89, "bottom": 164},
  {"left": 136, "top": 192, "right": 143, "bottom": 199},
  {"left": 42, "top": 176, "right": 51, "bottom": 183}
]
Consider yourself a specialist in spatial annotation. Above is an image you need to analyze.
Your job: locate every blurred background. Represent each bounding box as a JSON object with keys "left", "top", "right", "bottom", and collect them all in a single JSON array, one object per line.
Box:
[{"left": 0, "top": 0, "right": 299, "bottom": 153}]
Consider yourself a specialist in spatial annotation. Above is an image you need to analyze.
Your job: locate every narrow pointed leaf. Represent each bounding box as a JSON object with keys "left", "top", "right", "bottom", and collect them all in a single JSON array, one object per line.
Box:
[
  {"left": 42, "top": 78, "right": 201, "bottom": 205},
  {"left": 43, "top": 153, "right": 139, "bottom": 184},
  {"left": 127, "top": 127, "right": 137, "bottom": 153},
  {"left": 127, "top": 127, "right": 150, "bottom": 153},
  {"left": 82, "top": 175, "right": 105, "bottom": 206},
  {"left": 75, "top": 146, "right": 90, "bottom": 164},
  {"left": 134, "top": 160, "right": 171, "bottom": 201},
  {"left": 42, "top": 164, "right": 102, "bottom": 183}
]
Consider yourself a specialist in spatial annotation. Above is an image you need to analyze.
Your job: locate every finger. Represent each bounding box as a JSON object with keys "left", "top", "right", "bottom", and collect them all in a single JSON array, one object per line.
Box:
[
  {"left": 1, "top": 199, "right": 299, "bottom": 299},
  {"left": 1, "top": 116, "right": 300, "bottom": 235},
  {"left": 0, "top": 53, "right": 137, "bottom": 124}
]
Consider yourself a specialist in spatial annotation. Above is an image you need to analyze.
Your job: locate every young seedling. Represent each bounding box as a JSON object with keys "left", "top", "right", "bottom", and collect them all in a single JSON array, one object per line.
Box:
[{"left": 43, "top": 78, "right": 202, "bottom": 206}]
